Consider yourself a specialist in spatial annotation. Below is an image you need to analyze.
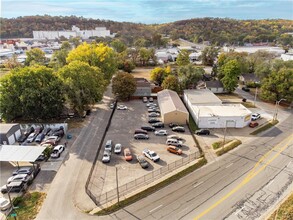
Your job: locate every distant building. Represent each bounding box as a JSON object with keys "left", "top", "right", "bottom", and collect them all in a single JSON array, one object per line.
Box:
[
  {"left": 133, "top": 78, "right": 151, "bottom": 97},
  {"left": 33, "top": 25, "right": 115, "bottom": 40},
  {"left": 239, "top": 74, "right": 260, "bottom": 85},
  {"left": 205, "top": 80, "right": 226, "bottom": 93}
]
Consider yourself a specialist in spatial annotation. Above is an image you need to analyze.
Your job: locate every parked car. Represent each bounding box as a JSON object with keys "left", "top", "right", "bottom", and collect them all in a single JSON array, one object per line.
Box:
[
  {"left": 114, "top": 143, "right": 122, "bottom": 154},
  {"left": 12, "top": 165, "right": 40, "bottom": 178},
  {"left": 124, "top": 148, "right": 133, "bottom": 161},
  {"left": 143, "top": 97, "right": 148, "bottom": 103},
  {"left": 195, "top": 129, "right": 210, "bottom": 135},
  {"left": 134, "top": 129, "right": 148, "bottom": 135},
  {"left": 154, "top": 130, "right": 168, "bottom": 136},
  {"left": 0, "top": 197, "right": 11, "bottom": 211},
  {"left": 109, "top": 103, "right": 115, "bottom": 109},
  {"left": 146, "top": 103, "right": 157, "bottom": 107},
  {"left": 105, "top": 140, "right": 113, "bottom": 152},
  {"left": 102, "top": 151, "right": 111, "bottom": 163},
  {"left": 167, "top": 146, "right": 182, "bottom": 155},
  {"left": 134, "top": 133, "right": 149, "bottom": 140},
  {"left": 143, "top": 148, "right": 160, "bottom": 162},
  {"left": 242, "top": 87, "right": 250, "bottom": 92},
  {"left": 169, "top": 123, "right": 180, "bottom": 128},
  {"left": 149, "top": 97, "right": 154, "bottom": 102},
  {"left": 17, "top": 126, "right": 35, "bottom": 143},
  {"left": 148, "top": 108, "right": 160, "bottom": 113},
  {"left": 249, "top": 122, "right": 259, "bottom": 128},
  {"left": 52, "top": 127, "right": 64, "bottom": 137},
  {"left": 141, "top": 126, "right": 156, "bottom": 132},
  {"left": 42, "top": 127, "right": 52, "bottom": 136},
  {"left": 172, "top": 126, "right": 185, "bottom": 132},
  {"left": 26, "top": 132, "right": 37, "bottom": 143},
  {"left": 148, "top": 112, "right": 160, "bottom": 117},
  {"left": 151, "top": 122, "right": 164, "bottom": 128},
  {"left": 34, "top": 126, "right": 43, "bottom": 135},
  {"left": 41, "top": 135, "right": 61, "bottom": 146},
  {"left": 167, "top": 134, "right": 183, "bottom": 140},
  {"left": 7, "top": 174, "right": 31, "bottom": 184},
  {"left": 51, "top": 145, "right": 65, "bottom": 158},
  {"left": 251, "top": 113, "right": 261, "bottom": 121},
  {"left": 117, "top": 105, "right": 128, "bottom": 110},
  {"left": 166, "top": 138, "right": 183, "bottom": 147},
  {"left": 137, "top": 155, "right": 149, "bottom": 169},
  {"left": 35, "top": 153, "right": 48, "bottom": 162},
  {"left": 1, "top": 181, "right": 27, "bottom": 194},
  {"left": 35, "top": 133, "right": 45, "bottom": 143},
  {"left": 148, "top": 118, "right": 161, "bottom": 123}
]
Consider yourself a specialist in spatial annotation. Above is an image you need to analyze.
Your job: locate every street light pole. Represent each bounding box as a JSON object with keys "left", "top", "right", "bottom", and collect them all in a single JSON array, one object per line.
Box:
[
  {"left": 63, "top": 118, "right": 70, "bottom": 141},
  {"left": 274, "top": 99, "right": 286, "bottom": 121},
  {"left": 7, "top": 185, "right": 17, "bottom": 220},
  {"left": 253, "top": 87, "right": 258, "bottom": 107}
]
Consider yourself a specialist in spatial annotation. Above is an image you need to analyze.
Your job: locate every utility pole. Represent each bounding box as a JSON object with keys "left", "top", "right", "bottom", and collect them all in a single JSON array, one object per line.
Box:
[
  {"left": 274, "top": 98, "right": 286, "bottom": 121},
  {"left": 253, "top": 87, "right": 258, "bottom": 107},
  {"left": 7, "top": 185, "right": 17, "bottom": 220},
  {"left": 223, "top": 121, "right": 228, "bottom": 147},
  {"left": 115, "top": 167, "right": 120, "bottom": 205}
]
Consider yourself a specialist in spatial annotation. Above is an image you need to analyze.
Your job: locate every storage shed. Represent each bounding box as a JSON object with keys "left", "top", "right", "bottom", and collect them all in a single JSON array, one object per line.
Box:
[
  {"left": 0, "top": 124, "right": 22, "bottom": 145},
  {"left": 157, "top": 89, "right": 189, "bottom": 124}
]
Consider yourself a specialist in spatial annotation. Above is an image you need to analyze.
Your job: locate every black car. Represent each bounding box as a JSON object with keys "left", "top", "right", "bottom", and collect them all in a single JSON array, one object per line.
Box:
[
  {"left": 18, "top": 127, "right": 35, "bottom": 143},
  {"left": 134, "top": 134, "right": 149, "bottom": 140},
  {"left": 151, "top": 122, "right": 164, "bottom": 128},
  {"left": 148, "top": 118, "right": 161, "bottom": 123},
  {"left": 52, "top": 127, "right": 64, "bottom": 137},
  {"left": 147, "top": 108, "right": 160, "bottom": 113},
  {"left": 169, "top": 123, "right": 180, "bottom": 128},
  {"left": 141, "top": 126, "right": 156, "bottom": 131},
  {"left": 172, "top": 126, "right": 185, "bottom": 132},
  {"left": 242, "top": 87, "right": 250, "bottom": 92},
  {"left": 195, "top": 129, "right": 210, "bottom": 135}
]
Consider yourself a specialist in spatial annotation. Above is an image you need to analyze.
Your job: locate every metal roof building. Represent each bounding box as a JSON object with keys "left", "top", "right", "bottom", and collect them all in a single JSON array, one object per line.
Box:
[
  {"left": 0, "top": 123, "right": 22, "bottom": 145},
  {"left": 183, "top": 89, "right": 222, "bottom": 106},
  {"left": 157, "top": 89, "right": 189, "bottom": 124}
]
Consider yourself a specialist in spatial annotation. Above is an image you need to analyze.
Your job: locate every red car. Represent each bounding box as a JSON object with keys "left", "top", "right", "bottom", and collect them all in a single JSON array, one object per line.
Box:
[
  {"left": 249, "top": 122, "right": 259, "bottom": 128},
  {"left": 124, "top": 148, "right": 133, "bottom": 161}
]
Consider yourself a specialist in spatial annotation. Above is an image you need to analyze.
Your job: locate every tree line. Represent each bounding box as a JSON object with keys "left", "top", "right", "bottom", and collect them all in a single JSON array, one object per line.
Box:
[{"left": 1, "top": 16, "right": 292, "bottom": 47}]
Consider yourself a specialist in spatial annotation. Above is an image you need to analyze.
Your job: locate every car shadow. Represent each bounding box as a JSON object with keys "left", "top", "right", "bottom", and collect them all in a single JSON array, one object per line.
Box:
[{"left": 156, "top": 159, "right": 167, "bottom": 166}]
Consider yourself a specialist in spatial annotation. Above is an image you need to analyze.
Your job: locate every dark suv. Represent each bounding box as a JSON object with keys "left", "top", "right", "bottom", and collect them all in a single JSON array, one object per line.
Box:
[
  {"left": 195, "top": 129, "right": 210, "bottom": 135},
  {"left": 141, "top": 126, "right": 156, "bottom": 131}
]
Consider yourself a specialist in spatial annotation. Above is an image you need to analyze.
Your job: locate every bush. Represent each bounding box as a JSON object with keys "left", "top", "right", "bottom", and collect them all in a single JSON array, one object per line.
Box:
[
  {"left": 246, "top": 81, "right": 261, "bottom": 88},
  {"left": 216, "top": 140, "right": 242, "bottom": 156}
]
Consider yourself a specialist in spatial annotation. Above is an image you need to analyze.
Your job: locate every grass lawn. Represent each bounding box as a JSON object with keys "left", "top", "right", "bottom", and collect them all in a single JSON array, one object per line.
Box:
[
  {"left": 268, "top": 193, "right": 293, "bottom": 220},
  {"left": 7, "top": 192, "right": 46, "bottom": 220},
  {"left": 131, "top": 67, "right": 153, "bottom": 80}
]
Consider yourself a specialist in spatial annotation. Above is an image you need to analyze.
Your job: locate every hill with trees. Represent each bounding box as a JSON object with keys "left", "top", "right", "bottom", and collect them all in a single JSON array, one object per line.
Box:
[{"left": 1, "top": 16, "right": 292, "bottom": 47}]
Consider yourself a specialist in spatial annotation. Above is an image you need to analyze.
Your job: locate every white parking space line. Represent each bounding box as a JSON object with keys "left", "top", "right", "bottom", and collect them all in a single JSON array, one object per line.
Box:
[
  {"left": 235, "top": 207, "right": 244, "bottom": 215},
  {"left": 267, "top": 180, "right": 274, "bottom": 187},
  {"left": 193, "top": 181, "right": 204, "bottom": 188},
  {"left": 225, "top": 163, "right": 233, "bottom": 168},
  {"left": 149, "top": 204, "right": 163, "bottom": 213}
]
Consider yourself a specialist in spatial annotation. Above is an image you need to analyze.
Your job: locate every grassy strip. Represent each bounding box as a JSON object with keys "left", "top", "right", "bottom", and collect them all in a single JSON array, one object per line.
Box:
[
  {"left": 216, "top": 140, "right": 242, "bottom": 156},
  {"left": 95, "top": 157, "right": 207, "bottom": 215},
  {"left": 241, "top": 102, "right": 257, "bottom": 108},
  {"left": 212, "top": 140, "right": 232, "bottom": 150},
  {"left": 7, "top": 192, "right": 46, "bottom": 220},
  {"left": 188, "top": 114, "right": 198, "bottom": 133},
  {"left": 268, "top": 193, "right": 293, "bottom": 220},
  {"left": 250, "top": 120, "right": 279, "bottom": 135}
]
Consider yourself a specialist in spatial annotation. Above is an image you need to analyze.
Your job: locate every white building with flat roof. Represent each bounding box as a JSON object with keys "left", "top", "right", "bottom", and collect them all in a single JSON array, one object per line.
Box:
[
  {"left": 33, "top": 25, "right": 115, "bottom": 40},
  {"left": 183, "top": 89, "right": 252, "bottom": 128}
]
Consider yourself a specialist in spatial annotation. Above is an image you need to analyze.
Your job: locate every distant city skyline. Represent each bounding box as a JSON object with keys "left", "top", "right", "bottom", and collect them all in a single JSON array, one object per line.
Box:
[{"left": 2, "top": 0, "right": 293, "bottom": 24}]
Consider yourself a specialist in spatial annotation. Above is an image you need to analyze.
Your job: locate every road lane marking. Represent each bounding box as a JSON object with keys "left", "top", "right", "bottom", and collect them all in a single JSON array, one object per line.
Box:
[
  {"left": 267, "top": 179, "right": 274, "bottom": 187},
  {"left": 193, "top": 181, "right": 204, "bottom": 188},
  {"left": 149, "top": 204, "right": 163, "bottom": 213},
  {"left": 194, "top": 135, "right": 293, "bottom": 220},
  {"left": 287, "top": 161, "right": 292, "bottom": 167},
  {"left": 235, "top": 207, "right": 244, "bottom": 215},
  {"left": 225, "top": 163, "right": 233, "bottom": 168}
]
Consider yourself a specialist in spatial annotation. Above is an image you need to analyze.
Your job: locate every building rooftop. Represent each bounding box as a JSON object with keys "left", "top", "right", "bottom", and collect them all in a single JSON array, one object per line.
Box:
[
  {"left": 184, "top": 89, "right": 222, "bottom": 104},
  {"left": 192, "top": 104, "right": 251, "bottom": 117},
  {"left": 205, "top": 80, "right": 224, "bottom": 88},
  {"left": 158, "top": 89, "right": 188, "bottom": 114},
  {"left": 0, "top": 124, "right": 19, "bottom": 134},
  {"left": 135, "top": 78, "right": 151, "bottom": 87}
]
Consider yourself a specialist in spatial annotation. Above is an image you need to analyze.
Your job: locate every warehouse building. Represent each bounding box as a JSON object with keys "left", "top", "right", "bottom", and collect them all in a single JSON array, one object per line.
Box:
[
  {"left": 183, "top": 89, "right": 251, "bottom": 128},
  {"left": 157, "top": 89, "right": 189, "bottom": 124},
  {"left": 0, "top": 124, "right": 22, "bottom": 145}
]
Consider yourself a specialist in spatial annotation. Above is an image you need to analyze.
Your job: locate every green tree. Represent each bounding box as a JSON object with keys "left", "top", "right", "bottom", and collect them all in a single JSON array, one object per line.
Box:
[
  {"left": 201, "top": 46, "right": 219, "bottom": 66},
  {"left": 111, "top": 39, "right": 127, "bottom": 53},
  {"left": 61, "top": 41, "right": 72, "bottom": 50},
  {"left": 49, "top": 49, "right": 69, "bottom": 70},
  {"left": 69, "top": 37, "right": 81, "bottom": 48},
  {"left": 58, "top": 61, "right": 105, "bottom": 115},
  {"left": 178, "top": 64, "right": 204, "bottom": 89},
  {"left": 4, "top": 54, "right": 22, "bottom": 69},
  {"left": 118, "top": 59, "right": 135, "bottom": 73},
  {"left": 25, "top": 48, "right": 46, "bottom": 66},
  {"left": 176, "top": 49, "right": 190, "bottom": 66},
  {"left": 0, "top": 65, "right": 64, "bottom": 122},
  {"left": 161, "top": 75, "right": 180, "bottom": 93},
  {"left": 112, "top": 72, "right": 136, "bottom": 100},
  {"left": 260, "top": 67, "right": 293, "bottom": 102},
  {"left": 150, "top": 67, "right": 170, "bottom": 86},
  {"left": 66, "top": 42, "right": 117, "bottom": 81},
  {"left": 220, "top": 60, "right": 241, "bottom": 92}
]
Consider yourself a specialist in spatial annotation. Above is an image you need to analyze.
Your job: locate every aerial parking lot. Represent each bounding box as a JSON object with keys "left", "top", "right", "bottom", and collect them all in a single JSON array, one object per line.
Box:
[{"left": 95, "top": 99, "right": 200, "bottom": 194}]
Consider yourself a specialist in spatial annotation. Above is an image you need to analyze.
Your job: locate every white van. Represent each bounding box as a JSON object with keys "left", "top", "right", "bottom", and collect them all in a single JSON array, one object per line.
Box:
[{"left": 166, "top": 138, "right": 183, "bottom": 147}]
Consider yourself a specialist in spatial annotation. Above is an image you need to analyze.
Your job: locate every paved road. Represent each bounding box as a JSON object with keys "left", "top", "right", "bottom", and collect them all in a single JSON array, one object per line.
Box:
[{"left": 110, "top": 114, "right": 292, "bottom": 220}]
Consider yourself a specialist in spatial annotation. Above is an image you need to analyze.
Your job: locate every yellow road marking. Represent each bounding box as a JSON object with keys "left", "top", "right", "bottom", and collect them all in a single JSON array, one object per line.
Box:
[{"left": 194, "top": 135, "right": 293, "bottom": 220}]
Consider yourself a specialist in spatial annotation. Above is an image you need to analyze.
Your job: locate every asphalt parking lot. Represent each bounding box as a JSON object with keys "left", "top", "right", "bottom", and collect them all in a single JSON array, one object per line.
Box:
[{"left": 97, "top": 99, "right": 200, "bottom": 193}]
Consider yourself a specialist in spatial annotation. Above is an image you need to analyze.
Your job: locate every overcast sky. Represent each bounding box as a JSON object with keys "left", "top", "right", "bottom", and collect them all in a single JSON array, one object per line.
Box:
[{"left": 2, "top": 0, "right": 293, "bottom": 24}]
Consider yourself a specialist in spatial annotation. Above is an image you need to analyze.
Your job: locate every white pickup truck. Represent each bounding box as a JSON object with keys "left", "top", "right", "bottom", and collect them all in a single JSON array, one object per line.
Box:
[{"left": 143, "top": 148, "right": 160, "bottom": 162}]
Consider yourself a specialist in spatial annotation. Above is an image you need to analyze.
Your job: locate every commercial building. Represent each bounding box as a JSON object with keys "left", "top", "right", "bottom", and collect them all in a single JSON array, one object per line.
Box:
[
  {"left": 157, "top": 89, "right": 189, "bottom": 124},
  {"left": 133, "top": 78, "right": 151, "bottom": 97},
  {"left": 183, "top": 89, "right": 251, "bottom": 128},
  {"left": 33, "top": 25, "right": 115, "bottom": 40},
  {"left": 0, "top": 124, "right": 22, "bottom": 145}
]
